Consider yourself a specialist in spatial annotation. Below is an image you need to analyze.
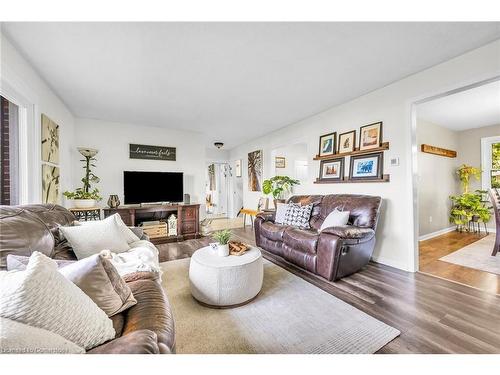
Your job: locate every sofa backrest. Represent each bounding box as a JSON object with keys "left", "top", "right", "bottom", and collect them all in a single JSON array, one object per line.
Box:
[
  {"left": 0, "top": 204, "right": 76, "bottom": 270},
  {"left": 288, "top": 194, "right": 382, "bottom": 231}
]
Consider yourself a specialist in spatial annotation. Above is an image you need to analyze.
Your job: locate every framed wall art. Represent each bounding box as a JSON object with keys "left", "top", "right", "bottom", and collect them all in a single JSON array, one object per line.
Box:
[
  {"left": 318, "top": 132, "right": 336, "bottom": 157},
  {"left": 338, "top": 130, "right": 356, "bottom": 153},
  {"left": 235, "top": 159, "right": 242, "bottom": 177},
  {"left": 41, "top": 114, "right": 60, "bottom": 164},
  {"left": 349, "top": 152, "right": 383, "bottom": 181},
  {"left": 359, "top": 122, "right": 382, "bottom": 151},
  {"left": 319, "top": 157, "right": 344, "bottom": 182},
  {"left": 248, "top": 150, "right": 262, "bottom": 191},
  {"left": 275, "top": 156, "right": 286, "bottom": 168}
]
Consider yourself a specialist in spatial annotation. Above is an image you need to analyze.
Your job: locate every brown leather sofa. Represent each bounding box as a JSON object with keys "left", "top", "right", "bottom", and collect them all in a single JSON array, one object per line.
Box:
[
  {"left": 255, "top": 194, "right": 382, "bottom": 281},
  {"left": 0, "top": 204, "right": 175, "bottom": 354}
]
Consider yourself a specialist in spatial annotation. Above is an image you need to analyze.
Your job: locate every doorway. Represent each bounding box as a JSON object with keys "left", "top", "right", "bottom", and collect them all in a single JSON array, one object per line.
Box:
[
  {"left": 205, "top": 162, "right": 231, "bottom": 219},
  {"left": 413, "top": 78, "right": 500, "bottom": 294}
]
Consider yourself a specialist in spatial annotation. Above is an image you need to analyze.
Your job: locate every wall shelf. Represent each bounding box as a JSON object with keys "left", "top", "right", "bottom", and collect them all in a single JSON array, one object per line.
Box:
[
  {"left": 314, "top": 174, "right": 390, "bottom": 184},
  {"left": 313, "top": 142, "right": 390, "bottom": 160}
]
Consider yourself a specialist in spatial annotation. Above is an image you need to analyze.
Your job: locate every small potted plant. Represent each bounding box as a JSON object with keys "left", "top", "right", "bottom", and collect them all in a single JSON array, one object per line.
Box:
[
  {"left": 262, "top": 175, "right": 300, "bottom": 207},
  {"left": 63, "top": 148, "right": 102, "bottom": 208},
  {"left": 212, "top": 229, "right": 232, "bottom": 257}
]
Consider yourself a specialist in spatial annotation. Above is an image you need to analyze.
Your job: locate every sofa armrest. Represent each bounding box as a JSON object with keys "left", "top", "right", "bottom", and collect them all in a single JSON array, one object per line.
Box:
[
  {"left": 320, "top": 226, "right": 375, "bottom": 244},
  {"left": 87, "top": 329, "right": 164, "bottom": 354},
  {"left": 256, "top": 211, "right": 275, "bottom": 222}
]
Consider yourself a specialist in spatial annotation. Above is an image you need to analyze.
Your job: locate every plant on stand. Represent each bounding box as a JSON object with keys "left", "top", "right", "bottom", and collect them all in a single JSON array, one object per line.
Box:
[
  {"left": 63, "top": 148, "right": 102, "bottom": 208},
  {"left": 449, "top": 164, "right": 491, "bottom": 232},
  {"left": 212, "top": 229, "right": 232, "bottom": 257},
  {"left": 262, "top": 175, "right": 300, "bottom": 207}
]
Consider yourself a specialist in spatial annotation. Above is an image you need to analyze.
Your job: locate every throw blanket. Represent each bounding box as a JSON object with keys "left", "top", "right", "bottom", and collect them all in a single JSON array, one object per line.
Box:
[{"left": 100, "top": 240, "right": 162, "bottom": 279}]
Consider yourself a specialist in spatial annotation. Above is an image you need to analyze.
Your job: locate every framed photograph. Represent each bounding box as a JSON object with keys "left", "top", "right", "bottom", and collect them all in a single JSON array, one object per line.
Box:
[
  {"left": 319, "top": 157, "right": 344, "bottom": 181},
  {"left": 338, "top": 130, "right": 356, "bottom": 153},
  {"left": 318, "top": 132, "right": 337, "bottom": 157},
  {"left": 235, "top": 159, "right": 242, "bottom": 177},
  {"left": 349, "top": 152, "right": 383, "bottom": 181},
  {"left": 359, "top": 122, "right": 382, "bottom": 151},
  {"left": 275, "top": 156, "right": 286, "bottom": 168}
]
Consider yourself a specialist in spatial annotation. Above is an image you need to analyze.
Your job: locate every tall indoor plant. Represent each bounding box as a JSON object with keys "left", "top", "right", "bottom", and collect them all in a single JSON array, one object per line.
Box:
[
  {"left": 63, "top": 148, "right": 102, "bottom": 208},
  {"left": 262, "top": 175, "right": 300, "bottom": 207},
  {"left": 449, "top": 164, "right": 491, "bottom": 232}
]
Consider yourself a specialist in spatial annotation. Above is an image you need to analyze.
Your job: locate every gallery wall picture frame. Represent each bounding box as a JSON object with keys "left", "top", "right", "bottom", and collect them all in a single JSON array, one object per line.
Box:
[
  {"left": 338, "top": 130, "right": 356, "bottom": 154},
  {"left": 318, "top": 132, "right": 337, "bottom": 157},
  {"left": 319, "top": 157, "right": 345, "bottom": 182},
  {"left": 41, "top": 114, "right": 60, "bottom": 164},
  {"left": 275, "top": 156, "right": 286, "bottom": 168},
  {"left": 359, "top": 122, "right": 383, "bottom": 151},
  {"left": 235, "top": 159, "right": 242, "bottom": 177},
  {"left": 42, "top": 164, "right": 60, "bottom": 204},
  {"left": 349, "top": 152, "right": 384, "bottom": 181}
]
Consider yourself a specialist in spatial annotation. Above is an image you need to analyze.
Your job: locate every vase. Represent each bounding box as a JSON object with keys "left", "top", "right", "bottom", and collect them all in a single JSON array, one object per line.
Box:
[
  {"left": 73, "top": 199, "right": 96, "bottom": 209},
  {"left": 107, "top": 194, "right": 120, "bottom": 208},
  {"left": 217, "top": 244, "right": 229, "bottom": 257}
]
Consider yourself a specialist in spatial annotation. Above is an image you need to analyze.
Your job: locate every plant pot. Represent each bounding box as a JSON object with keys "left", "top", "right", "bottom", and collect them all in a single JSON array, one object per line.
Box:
[
  {"left": 217, "top": 244, "right": 229, "bottom": 257},
  {"left": 72, "top": 199, "right": 96, "bottom": 209}
]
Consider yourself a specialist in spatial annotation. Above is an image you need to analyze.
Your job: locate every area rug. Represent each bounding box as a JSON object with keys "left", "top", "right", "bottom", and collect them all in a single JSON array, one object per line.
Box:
[
  {"left": 161, "top": 258, "right": 400, "bottom": 354},
  {"left": 440, "top": 234, "right": 500, "bottom": 275}
]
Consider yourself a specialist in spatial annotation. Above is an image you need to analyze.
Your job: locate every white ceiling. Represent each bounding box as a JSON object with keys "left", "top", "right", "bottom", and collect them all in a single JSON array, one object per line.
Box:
[
  {"left": 417, "top": 80, "right": 500, "bottom": 131},
  {"left": 2, "top": 22, "right": 500, "bottom": 148}
]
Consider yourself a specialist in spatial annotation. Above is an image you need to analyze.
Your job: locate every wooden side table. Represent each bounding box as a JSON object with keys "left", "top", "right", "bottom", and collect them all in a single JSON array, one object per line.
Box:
[{"left": 69, "top": 207, "right": 101, "bottom": 222}]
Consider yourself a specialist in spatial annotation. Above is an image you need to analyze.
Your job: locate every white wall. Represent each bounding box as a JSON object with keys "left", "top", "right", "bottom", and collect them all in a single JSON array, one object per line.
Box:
[
  {"left": 416, "top": 119, "right": 460, "bottom": 237},
  {"left": 1, "top": 32, "right": 76, "bottom": 204},
  {"left": 73, "top": 118, "right": 206, "bottom": 213},
  {"left": 229, "top": 40, "right": 500, "bottom": 272}
]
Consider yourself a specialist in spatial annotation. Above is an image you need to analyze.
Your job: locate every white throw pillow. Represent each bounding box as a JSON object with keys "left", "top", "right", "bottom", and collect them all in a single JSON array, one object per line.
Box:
[
  {"left": 320, "top": 209, "right": 350, "bottom": 231},
  {"left": 0, "top": 252, "right": 115, "bottom": 350},
  {"left": 76, "top": 214, "right": 139, "bottom": 244},
  {"left": 0, "top": 317, "right": 85, "bottom": 354},
  {"left": 275, "top": 203, "right": 289, "bottom": 224},
  {"left": 60, "top": 214, "right": 130, "bottom": 259}
]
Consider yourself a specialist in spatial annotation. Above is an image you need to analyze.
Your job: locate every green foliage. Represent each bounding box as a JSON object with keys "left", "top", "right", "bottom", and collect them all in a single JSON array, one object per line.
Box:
[
  {"left": 63, "top": 155, "right": 102, "bottom": 200},
  {"left": 456, "top": 164, "right": 481, "bottom": 193},
  {"left": 63, "top": 188, "right": 102, "bottom": 201},
  {"left": 492, "top": 143, "right": 500, "bottom": 170},
  {"left": 212, "top": 229, "right": 232, "bottom": 245},
  {"left": 262, "top": 175, "right": 300, "bottom": 199},
  {"left": 449, "top": 190, "right": 491, "bottom": 230}
]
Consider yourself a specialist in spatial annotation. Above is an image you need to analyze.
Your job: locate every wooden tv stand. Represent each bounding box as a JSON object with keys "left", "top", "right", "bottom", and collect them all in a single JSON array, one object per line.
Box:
[{"left": 103, "top": 203, "right": 200, "bottom": 244}]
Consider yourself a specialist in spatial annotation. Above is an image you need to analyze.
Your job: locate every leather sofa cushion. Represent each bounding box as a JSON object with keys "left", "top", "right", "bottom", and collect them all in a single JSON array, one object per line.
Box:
[
  {"left": 87, "top": 329, "right": 161, "bottom": 354},
  {"left": 260, "top": 221, "right": 288, "bottom": 242},
  {"left": 283, "top": 227, "right": 319, "bottom": 254},
  {"left": 318, "top": 194, "right": 381, "bottom": 229}
]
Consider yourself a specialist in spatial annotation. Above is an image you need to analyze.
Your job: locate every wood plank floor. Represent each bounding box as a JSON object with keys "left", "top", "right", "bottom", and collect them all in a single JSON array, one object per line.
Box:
[
  {"left": 419, "top": 231, "right": 500, "bottom": 295},
  {"left": 157, "top": 227, "right": 500, "bottom": 354}
]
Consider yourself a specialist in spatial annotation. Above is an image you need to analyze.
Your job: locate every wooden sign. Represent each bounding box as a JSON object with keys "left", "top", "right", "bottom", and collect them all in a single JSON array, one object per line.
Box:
[
  {"left": 421, "top": 144, "right": 457, "bottom": 158},
  {"left": 129, "top": 144, "right": 176, "bottom": 161}
]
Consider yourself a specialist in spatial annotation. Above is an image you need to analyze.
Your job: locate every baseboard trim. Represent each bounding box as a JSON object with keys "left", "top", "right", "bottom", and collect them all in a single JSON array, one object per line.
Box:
[
  {"left": 418, "top": 227, "right": 456, "bottom": 241},
  {"left": 370, "top": 255, "right": 412, "bottom": 272}
]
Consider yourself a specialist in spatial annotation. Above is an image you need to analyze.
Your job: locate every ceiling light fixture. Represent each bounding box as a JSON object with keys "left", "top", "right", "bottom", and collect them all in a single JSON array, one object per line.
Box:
[{"left": 214, "top": 142, "right": 224, "bottom": 149}]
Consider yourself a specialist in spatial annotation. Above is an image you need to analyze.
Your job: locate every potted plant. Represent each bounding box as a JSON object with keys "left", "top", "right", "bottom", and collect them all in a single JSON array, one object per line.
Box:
[
  {"left": 63, "top": 148, "right": 102, "bottom": 208},
  {"left": 212, "top": 229, "right": 232, "bottom": 257},
  {"left": 262, "top": 175, "right": 300, "bottom": 207},
  {"left": 449, "top": 164, "right": 491, "bottom": 232}
]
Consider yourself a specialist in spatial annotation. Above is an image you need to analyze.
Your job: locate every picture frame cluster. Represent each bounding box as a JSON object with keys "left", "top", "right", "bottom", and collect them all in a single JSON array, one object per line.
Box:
[{"left": 317, "top": 122, "right": 385, "bottom": 182}]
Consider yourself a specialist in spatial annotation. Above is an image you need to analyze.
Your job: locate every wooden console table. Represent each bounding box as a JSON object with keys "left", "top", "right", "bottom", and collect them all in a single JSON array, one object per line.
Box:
[{"left": 103, "top": 203, "right": 200, "bottom": 244}]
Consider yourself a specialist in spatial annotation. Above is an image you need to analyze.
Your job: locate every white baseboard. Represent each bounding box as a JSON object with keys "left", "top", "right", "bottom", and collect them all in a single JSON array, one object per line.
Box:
[
  {"left": 418, "top": 226, "right": 456, "bottom": 241},
  {"left": 370, "top": 255, "right": 413, "bottom": 272}
]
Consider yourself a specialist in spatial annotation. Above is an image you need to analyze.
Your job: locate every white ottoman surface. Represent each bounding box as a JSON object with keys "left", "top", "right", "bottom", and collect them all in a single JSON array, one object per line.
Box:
[{"left": 189, "top": 246, "right": 264, "bottom": 307}]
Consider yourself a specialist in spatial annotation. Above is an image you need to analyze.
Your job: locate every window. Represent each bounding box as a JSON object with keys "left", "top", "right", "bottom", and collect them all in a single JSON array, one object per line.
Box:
[
  {"left": 481, "top": 136, "right": 500, "bottom": 190},
  {"left": 0, "top": 96, "right": 20, "bottom": 205}
]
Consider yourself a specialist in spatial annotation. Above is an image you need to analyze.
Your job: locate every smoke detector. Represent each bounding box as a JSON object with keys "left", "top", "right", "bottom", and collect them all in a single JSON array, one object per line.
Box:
[{"left": 214, "top": 142, "right": 224, "bottom": 149}]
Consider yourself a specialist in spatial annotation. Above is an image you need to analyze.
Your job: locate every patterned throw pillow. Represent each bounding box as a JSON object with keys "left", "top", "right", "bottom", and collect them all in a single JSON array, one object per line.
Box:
[{"left": 282, "top": 203, "right": 313, "bottom": 229}]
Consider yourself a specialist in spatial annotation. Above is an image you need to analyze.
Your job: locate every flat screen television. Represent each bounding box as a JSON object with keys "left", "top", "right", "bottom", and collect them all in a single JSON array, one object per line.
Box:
[{"left": 124, "top": 171, "right": 184, "bottom": 204}]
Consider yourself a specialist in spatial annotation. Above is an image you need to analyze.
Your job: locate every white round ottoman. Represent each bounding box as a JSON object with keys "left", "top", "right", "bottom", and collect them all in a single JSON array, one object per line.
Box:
[{"left": 189, "top": 246, "right": 263, "bottom": 308}]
